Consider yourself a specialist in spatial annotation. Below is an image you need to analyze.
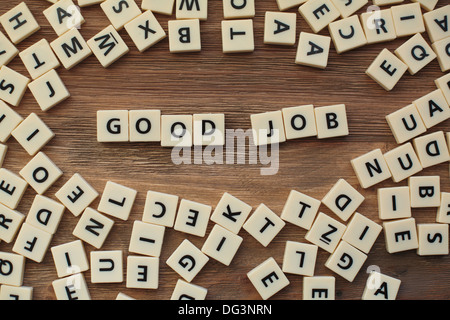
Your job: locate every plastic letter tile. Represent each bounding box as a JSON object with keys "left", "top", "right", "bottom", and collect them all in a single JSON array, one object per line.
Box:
[
  {"left": 362, "top": 272, "right": 401, "bottom": 300},
  {"left": 360, "top": 8, "right": 397, "bottom": 44},
  {"left": 90, "top": 250, "right": 123, "bottom": 283},
  {"left": 385, "top": 104, "right": 426, "bottom": 144},
  {"left": 142, "top": 190, "right": 179, "bottom": 227},
  {"left": 0, "top": 101, "right": 22, "bottom": 143},
  {"left": 12, "top": 222, "right": 53, "bottom": 263},
  {"left": 166, "top": 239, "right": 209, "bottom": 282},
  {"left": 87, "top": 25, "right": 129, "bottom": 68},
  {"left": 280, "top": 189, "right": 321, "bottom": 230},
  {"left": 129, "top": 110, "right": 161, "bottom": 142},
  {"left": 383, "top": 142, "right": 423, "bottom": 182},
  {"left": 26, "top": 195, "right": 65, "bottom": 235},
  {"left": 19, "top": 152, "right": 63, "bottom": 195},
  {"left": 423, "top": 5, "right": 450, "bottom": 43},
  {"left": 176, "top": 0, "right": 208, "bottom": 20},
  {"left": 432, "top": 37, "right": 450, "bottom": 72},
  {"left": 28, "top": 69, "right": 71, "bottom": 112},
  {"left": 223, "top": 0, "right": 255, "bottom": 19},
  {"left": 436, "top": 192, "right": 450, "bottom": 224},
  {"left": 414, "top": 89, "right": 450, "bottom": 128},
  {"left": 43, "top": 0, "right": 85, "bottom": 36},
  {"left": 210, "top": 192, "right": 252, "bottom": 234},
  {"left": 0, "top": 203, "right": 25, "bottom": 243},
  {"left": 0, "top": 31, "right": 19, "bottom": 67},
  {"left": 11, "top": 113, "right": 55, "bottom": 156},
  {"left": 141, "top": 0, "right": 175, "bottom": 15},
  {"left": 417, "top": 223, "right": 449, "bottom": 256},
  {"left": 128, "top": 220, "right": 165, "bottom": 257},
  {"left": 314, "top": 104, "right": 349, "bottom": 139},
  {"left": 295, "top": 32, "right": 331, "bottom": 69},
  {"left": 0, "top": 168, "right": 28, "bottom": 210},
  {"left": 351, "top": 148, "right": 392, "bottom": 189},
  {"left": 0, "top": 66, "right": 30, "bottom": 107},
  {"left": 174, "top": 199, "right": 211, "bottom": 237},
  {"left": 342, "top": 212, "right": 382, "bottom": 254},
  {"left": 126, "top": 255, "right": 159, "bottom": 289},
  {"left": 201, "top": 224, "right": 243, "bottom": 266},
  {"left": 391, "top": 3, "right": 425, "bottom": 37},
  {"left": 97, "top": 110, "right": 129, "bottom": 142},
  {"left": 282, "top": 105, "right": 317, "bottom": 140},
  {"left": 0, "top": 285, "right": 33, "bottom": 300},
  {"left": 124, "top": 11, "right": 166, "bottom": 53},
  {"left": 51, "top": 239, "right": 89, "bottom": 278},
  {"left": 276, "top": 0, "right": 307, "bottom": 11},
  {"left": 193, "top": 113, "right": 225, "bottom": 146},
  {"left": 250, "top": 110, "right": 286, "bottom": 146},
  {"left": 50, "top": 28, "right": 92, "bottom": 70},
  {"left": 263, "top": 12, "right": 296, "bottom": 46},
  {"left": 298, "top": 0, "right": 340, "bottom": 33},
  {"left": 247, "top": 257, "right": 289, "bottom": 300},
  {"left": 409, "top": 175, "right": 440, "bottom": 208},
  {"left": 366, "top": 48, "right": 408, "bottom": 91},
  {"left": 435, "top": 73, "right": 450, "bottom": 105},
  {"left": 394, "top": 33, "right": 436, "bottom": 75},
  {"left": 243, "top": 203, "right": 285, "bottom": 247},
  {"left": 328, "top": 15, "right": 367, "bottom": 54},
  {"left": 170, "top": 279, "right": 207, "bottom": 300},
  {"left": 221, "top": 19, "right": 254, "bottom": 53},
  {"left": 282, "top": 241, "right": 318, "bottom": 276},
  {"left": 325, "top": 240, "right": 367, "bottom": 282},
  {"left": 0, "top": 2, "right": 40, "bottom": 44},
  {"left": 72, "top": 207, "right": 114, "bottom": 249},
  {"left": 377, "top": 186, "right": 411, "bottom": 220},
  {"left": 52, "top": 273, "right": 91, "bottom": 300},
  {"left": 413, "top": 131, "right": 450, "bottom": 168},
  {"left": 161, "top": 114, "right": 193, "bottom": 147},
  {"left": 55, "top": 173, "right": 99, "bottom": 217},
  {"left": 383, "top": 217, "right": 418, "bottom": 253},
  {"left": 305, "top": 212, "right": 346, "bottom": 253},
  {"left": 19, "top": 39, "right": 61, "bottom": 80},
  {"left": 168, "top": 19, "right": 202, "bottom": 53},
  {"left": 303, "top": 276, "right": 335, "bottom": 300},
  {"left": 321, "top": 178, "right": 365, "bottom": 222},
  {"left": 0, "top": 252, "right": 26, "bottom": 286},
  {"left": 97, "top": 181, "right": 137, "bottom": 221},
  {"left": 100, "top": 0, "right": 142, "bottom": 30}
]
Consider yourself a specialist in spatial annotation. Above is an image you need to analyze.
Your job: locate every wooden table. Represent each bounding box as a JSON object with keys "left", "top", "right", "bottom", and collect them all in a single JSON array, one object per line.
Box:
[{"left": 1, "top": 0, "right": 449, "bottom": 300}]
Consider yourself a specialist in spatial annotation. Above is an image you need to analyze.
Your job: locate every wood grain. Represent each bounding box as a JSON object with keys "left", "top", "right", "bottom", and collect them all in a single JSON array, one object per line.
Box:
[{"left": 0, "top": 0, "right": 449, "bottom": 300}]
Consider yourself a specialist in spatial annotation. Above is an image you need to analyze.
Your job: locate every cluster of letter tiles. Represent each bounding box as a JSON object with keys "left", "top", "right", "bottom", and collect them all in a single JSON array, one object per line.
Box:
[{"left": 0, "top": 0, "right": 447, "bottom": 301}]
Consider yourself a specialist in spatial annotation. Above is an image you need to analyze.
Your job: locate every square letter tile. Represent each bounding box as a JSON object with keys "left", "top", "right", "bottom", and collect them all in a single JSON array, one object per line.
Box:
[
  {"left": 51, "top": 239, "right": 89, "bottom": 277},
  {"left": 221, "top": 19, "right": 254, "bottom": 53},
  {"left": 50, "top": 28, "right": 92, "bottom": 70},
  {"left": 351, "top": 148, "right": 392, "bottom": 189},
  {"left": 0, "top": 168, "right": 28, "bottom": 210},
  {"left": 342, "top": 212, "right": 382, "bottom": 254},
  {"left": 325, "top": 240, "right": 367, "bottom": 282},
  {"left": 305, "top": 212, "right": 346, "bottom": 253},
  {"left": 19, "top": 39, "right": 60, "bottom": 80},
  {"left": 72, "top": 207, "right": 114, "bottom": 249},
  {"left": 391, "top": 2, "right": 425, "bottom": 37},
  {"left": 360, "top": 8, "right": 397, "bottom": 44},
  {"left": 263, "top": 12, "right": 296, "bottom": 46},
  {"left": 414, "top": 89, "right": 450, "bottom": 129},
  {"left": 295, "top": 32, "right": 331, "bottom": 69},
  {"left": 385, "top": 104, "right": 426, "bottom": 144},
  {"left": 87, "top": 25, "right": 129, "bottom": 68},
  {"left": 129, "top": 110, "right": 161, "bottom": 142},
  {"left": 55, "top": 173, "right": 99, "bottom": 217},
  {"left": 201, "top": 224, "right": 243, "bottom": 266},
  {"left": 303, "top": 276, "right": 335, "bottom": 300},
  {"left": 282, "top": 241, "right": 318, "bottom": 276},
  {"left": 90, "top": 250, "right": 123, "bottom": 283},
  {"left": 128, "top": 220, "right": 165, "bottom": 257},
  {"left": 142, "top": 190, "right": 179, "bottom": 227},
  {"left": 408, "top": 175, "right": 440, "bottom": 208},
  {"left": 0, "top": 2, "right": 40, "bottom": 44},
  {"left": 0, "top": 66, "right": 30, "bottom": 107},
  {"left": 383, "top": 142, "right": 422, "bottom": 182},
  {"left": 26, "top": 194, "right": 65, "bottom": 235},
  {"left": 168, "top": 19, "right": 202, "bottom": 53},
  {"left": 250, "top": 110, "right": 286, "bottom": 146},
  {"left": 11, "top": 113, "right": 55, "bottom": 156},
  {"left": 126, "top": 255, "right": 159, "bottom": 289},
  {"left": 0, "top": 203, "right": 25, "bottom": 243},
  {"left": 298, "top": 0, "right": 340, "bottom": 33},
  {"left": 19, "top": 152, "right": 63, "bottom": 195},
  {"left": 243, "top": 203, "right": 285, "bottom": 247},
  {"left": 413, "top": 131, "right": 450, "bottom": 168},
  {"left": 97, "top": 181, "right": 137, "bottom": 221},
  {"left": 43, "top": 0, "right": 85, "bottom": 36},
  {"left": 328, "top": 15, "right": 367, "bottom": 54},
  {"left": 362, "top": 272, "right": 401, "bottom": 300},
  {"left": 101, "top": 0, "right": 142, "bottom": 30},
  {"left": 280, "top": 190, "right": 321, "bottom": 230},
  {"left": 394, "top": 33, "right": 436, "bottom": 75},
  {"left": 282, "top": 105, "right": 317, "bottom": 140},
  {"left": 366, "top": 48, "right": 408, "bottom": 91},
  {"left": 210, "top": 192, "right": 252, "bottom": 234},
  {"left": 124, "top": 11, "right": 166, "bottom": 53},
  {"left": 247, "top": 257, "right": 290, "bottom": 300},
  {"left": 378, "top": 186, "right": 411, "bottom": 220},
  {"left": 166, "top": 239, "right": 209, "bottom": 282},
  {"left": 97, "top": 110, "right": 129, "bottom": 142},
  {"left": 170, "top": 279, "right": 207, "bottom": 300},
  {"left": 321, "top": 178, "right": 365, "bottom": 222},
  {"left": 174, "top": 198, "right": 211, "bottom": 237},
  {"left": 383, "top": 217, "right": 418, "bottom": 253},
  {"left": 12, "top": 222, "right": 52, "bottom": 263},
  {"left": 28, "top": 69, "right": 71, "bottom": 112},
  {"left": 417, "top": 223, "right": 449, "bottom": 256}
]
